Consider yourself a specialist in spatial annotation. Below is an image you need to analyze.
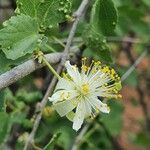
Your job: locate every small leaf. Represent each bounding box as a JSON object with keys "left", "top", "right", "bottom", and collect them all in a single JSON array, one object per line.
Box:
[
  {"left": 91, "top": 0, "right": 117, "bottom": 35},
  {"left": 0, "top": 15, "right": 40, "bottom": 60},
  {"left": 16, "top": 0, "right": 73, "bottom": 28},
  {"left": 82, "top": 25, "right": 112, "bottom": 63}
]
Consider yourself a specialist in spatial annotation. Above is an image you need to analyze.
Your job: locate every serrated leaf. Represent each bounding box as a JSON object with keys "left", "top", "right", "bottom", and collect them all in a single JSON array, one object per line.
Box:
[
  {"left": 0, "top": 15, "right": 40, "bottom": 60},
  {"left": 16, "top": 0, "right": 73, "bottom": 28},
  {"left": 91, "top": 0, "right": 117, "bottom": 35},
  {"left": 82, "top": 25, "right": 112, "bottom": 63}
]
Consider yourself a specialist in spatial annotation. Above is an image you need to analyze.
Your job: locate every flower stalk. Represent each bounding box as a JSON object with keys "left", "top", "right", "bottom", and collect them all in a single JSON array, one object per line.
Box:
[{"left": 34, "top": 50, "right": 61, "bottom": 79}]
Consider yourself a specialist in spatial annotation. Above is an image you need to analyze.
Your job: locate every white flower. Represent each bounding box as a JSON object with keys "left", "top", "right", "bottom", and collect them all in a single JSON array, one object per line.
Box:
[{"left": 49, "top": 59, "right": 122, "bottom": 131}]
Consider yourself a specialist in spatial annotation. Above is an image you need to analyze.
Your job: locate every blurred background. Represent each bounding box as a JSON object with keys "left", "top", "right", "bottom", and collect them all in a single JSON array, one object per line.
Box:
[{"left": 0, "top": 0, "right": 150, "bottom": 150}]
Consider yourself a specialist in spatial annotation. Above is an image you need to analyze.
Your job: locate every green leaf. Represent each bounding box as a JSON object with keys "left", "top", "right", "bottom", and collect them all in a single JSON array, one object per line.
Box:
[
  {"left": 118, "top": 67, "right": 138, "bottom": 87},
  {"left": 0, "top": 90, "right": 5, "bottom": 112},
  {"left": 0, "top": 111, "right": 27, "bottom": 147},
  {"left": 16, "top": 89, "right": 42, "bottom": 104},
  {"left": 0, "top": 112, "right": 10, "bottom": 146},
  {"left": 0, "top": 15, "right": 40, "bottom": 60},
  {"left": 100, "top": 100, "right": 124, "bottom": 136},
  {"left": 16, "top": 0, "right": 73, "bottom": 28},
  {"left": 129, "top": 132, "right": 150, "bottom": 146},
  {"left": 91, "top": 0, "right": 117, "bottom": 35},
  {"left": 142, "top": 0, "right": 150, "bottom": 7},
  {"left": 83, "top": 25, "right": 113, "bottom": 63},
  {"left": 0, "top": 51, "right": 30, "bottom": 74}
]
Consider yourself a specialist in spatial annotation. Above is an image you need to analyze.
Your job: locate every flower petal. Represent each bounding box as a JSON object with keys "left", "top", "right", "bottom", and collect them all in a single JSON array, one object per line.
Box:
[
  {"left": 65, "top": 61, "right": 81, "bottom": 84},
  {"left": 84, "top": 99, "right": 92, "bottom": 117},
  {"left": 49, "top": 90, "right": 78, "bottom": 104},
  {"left": 53, "top": 99, "right": 77, "bottom": 117},
  {"left": 73, "top": 101, "right": 85, "bottom": 131},
  {"left": 55, "top": 78, "right": 74, "bottom": 91},
  {"left": 87, "top": 97, "right": 110, "bottom": 114}
]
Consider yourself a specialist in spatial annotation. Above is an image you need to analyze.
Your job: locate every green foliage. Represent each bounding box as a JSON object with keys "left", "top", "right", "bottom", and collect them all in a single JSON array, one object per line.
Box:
[
  {"left": 0, "top": 90, "right": 5, "bottom": 111},
  {"left": 100, "top": 100, "right": 124, "bottom": 136},
  {"left": 129, "top": 132, "right": 150, "bottom": 146},
  {"left": 0, "top": 51, "right": 30, "bottom": 74},
  {"left": 119, "top": 68, "right": 138, "bottom": 87},
  {"left": 0, "top": 111, "right": 26, "bottom": 147},
  {"left": 83, "top": 0, "right": 118, "bottom": 63},
  {"left": 43, "top": 133, "right": 61, "bottom": 150},
  {"left": 16, "top": 89, "right": 42, "bottom": 104},
  {"left": 0, "top": 15, "right": 40, "bottom": 60},
  {"left": 16, "top": 0, "right": 73, "bottom": 28},
  {"left": 83, "top": 25, "right": 113, "bottom": 63},
  {"left": 0, "top": 113, "right": 10, "bottom": 146},
  {"left": 91, "top": 0, "right": 117, "bottom": 35},
  {"left": 142, "top": 0, "right": 150, "bottom": 7}
]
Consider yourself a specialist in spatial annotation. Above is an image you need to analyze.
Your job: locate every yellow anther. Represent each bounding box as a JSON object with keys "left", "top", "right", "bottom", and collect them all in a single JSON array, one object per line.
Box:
[
  {"left": 81, "top": 65, "right": 88, "bottom": 72},
  {"left": 111, "top": 69, "right": 115, "bottom": 74},
  {"left": 81, "top": 83, "right": 90, "bottom": 95}
]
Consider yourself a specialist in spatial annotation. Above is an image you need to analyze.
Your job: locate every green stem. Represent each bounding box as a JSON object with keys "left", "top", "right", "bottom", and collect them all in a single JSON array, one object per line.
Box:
[
  {"left": 45, "top": 44, "right": 56, "bottom": 52},
  {"left": 42, "top": 56, "right": 61, "bottom": 79},
  {"left": 52, "top": 36, "right": 65, "bottom": 48}
]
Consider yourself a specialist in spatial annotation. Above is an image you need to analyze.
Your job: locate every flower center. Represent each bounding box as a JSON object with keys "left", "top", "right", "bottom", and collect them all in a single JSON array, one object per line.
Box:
[{"left": 81, "top": 83, "right": 90, "bottom": 95}]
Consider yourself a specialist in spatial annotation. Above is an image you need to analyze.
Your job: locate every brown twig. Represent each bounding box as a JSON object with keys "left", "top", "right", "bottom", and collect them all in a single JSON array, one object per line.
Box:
[{"left": 0, "top": 53, "right": 62, "bottom": 90}]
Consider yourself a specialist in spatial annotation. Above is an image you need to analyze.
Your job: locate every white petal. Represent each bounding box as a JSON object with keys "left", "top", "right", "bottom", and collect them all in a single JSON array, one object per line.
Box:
[
  {"left": 65, "top": 61, "right": 81, "bottom": 84},
  {"left": 53, "top": 98, "right": 78, "bottom": 117},
  {"left": 73, "top": 101, "right": 85, "bottom": 131},
  {"left": 87, "top": 97, "right": 110, "bottom": 114},
  {"left": 84, "top": 99, "right": 92, "bottom": 117},
  {"left": 48, "top": 91, "right": 63, "bottom": 103},
  {"left": 55, "top": 78, "right": 74, "bottom": 91},
  {"left": 49, "top": 90, "right": 78, "bottom": 104}
]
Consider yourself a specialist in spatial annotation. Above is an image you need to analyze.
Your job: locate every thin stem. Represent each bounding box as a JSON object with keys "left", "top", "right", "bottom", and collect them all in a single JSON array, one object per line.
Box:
[
  {"left": 45, "top": 44, "right": 56, "bottom": 52},
  {"left": 52, "top": 36, "right": 66, "bottom": 48},
  {"left": 42, "top": 56, "right": 61, "bottom": 79},
  {"left": 121, "top": 50, "right": 147, "bottom": 81}
]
